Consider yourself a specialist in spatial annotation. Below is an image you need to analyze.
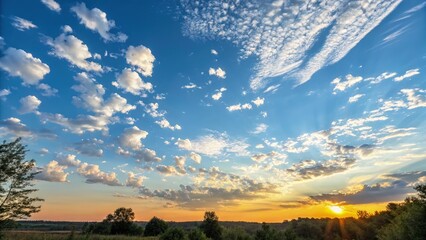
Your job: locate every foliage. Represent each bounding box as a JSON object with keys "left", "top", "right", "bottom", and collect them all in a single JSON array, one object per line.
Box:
[
  {"left": 222, "top": 227, "right": 253, "bottom": 240},
  {"left": 144, "top": 216, "right": 168, "bottom": 236},
  {"left": 0, "top": 138, "right": 43, "bottom": 232},
  {"left": 200, "top": 211, "right": 222, "bottom": 240},
  {"left": 187, "top": 228, "right": 207, "bottom": 240},
  {"left": 254, "top": 223, "right": 284, "bottom": 240},
  {"left": 159, "top": 227, "right": 188, "bottom": 240}
]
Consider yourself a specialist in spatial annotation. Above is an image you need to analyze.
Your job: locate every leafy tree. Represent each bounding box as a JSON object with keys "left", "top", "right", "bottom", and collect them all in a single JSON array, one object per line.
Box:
[
  {"left": 255, "top": 223, "right": 283, "bottom": 240},
  {"left": 144, "top": 216, "right": 168, "bottom": 236},
  {"left": 0, "top": 138, "right": 43, "bottom": 229},
  {"left": 200, "top": 211, "right": 222, "bottom": 240},
  {"left": 223, "top": 227, "right": 253, "bottom": 240},
  {"left": 188, "top": 228, "right": 208, "bottom": 240},
  {"left": 160, "top": 227, "right": 188, "bottom": 240},
  {"left": 104, "top": 207, "right": 136, "bottom": 235},
  {"left": 378, "top": 184, "right": 426, "bottom": 240}
]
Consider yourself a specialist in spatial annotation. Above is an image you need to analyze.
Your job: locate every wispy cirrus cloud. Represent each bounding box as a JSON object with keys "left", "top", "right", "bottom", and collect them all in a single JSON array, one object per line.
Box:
[{"left": 180, "top": 0, "right": 401, "bottom": 90}]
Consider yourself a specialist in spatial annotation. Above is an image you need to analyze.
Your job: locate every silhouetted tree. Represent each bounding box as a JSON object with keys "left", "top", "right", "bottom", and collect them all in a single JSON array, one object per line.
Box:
[
  {"left": 200, "top": 211, "right": 222, "bottom": 240},
  {"left": 223, "top": 227, "right": 253, "bottom": 240},
  {"left": 160, "top": 227, "right": 188, "bottom": 240},
  {"left": 378, "top": 184, "right": 426, "bottom": 240},
  {"left": 0, "top": 138, "right": 43, "bottom": 231},
  {"left": 255, "top": 223, "right": 283, "bottom": 240},
  {"left": 104, "top": 207, "right": 136, "bottom": 235},
  {"left": 188, "top": 228, "right": 208, "bottom": 240},
  {"left": 144, "top": 216, "right": 168, "bottom": 236}
]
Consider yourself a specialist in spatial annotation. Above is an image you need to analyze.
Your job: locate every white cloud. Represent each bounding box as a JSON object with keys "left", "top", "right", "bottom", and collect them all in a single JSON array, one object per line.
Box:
[
  {"left": 118, "top": 126, "right": 148, "bottom": 150},
  {"left": 394, "top": 69, "right": 420, "bottom": 82},
  {"left": 144, "top": 102, "right": 166, "bottom": 118},
  {"left": 46, "top": 33, "right": 103, "bottom": 72},
  {"left": 19, "top": 95, "right": 41, "bottom": 114},
  {"left": 0, "top": 47, "right": 50, "bottom": 85},
  {"left": 35, "top": 160, "right": 68, "bottom": 182},
  {"left": 37, "top": 83, "right": 58, "bottom": 96},
  {"left": 189, "top": 152, "right": 202, "bottom": 164},
  {"left": 331, "top": 74, "right": 363, "bottom": 92},
  {"left": 126, "top": 172, "right": 144, "bottom": 188},
  {"left": 56, "top": 154, "right": 81, "bottom": 167},
  {"left": 155, "top": 118, "right": 182, "bottom": 131},
  {"left": 226, "top": 103, "right": 252, "bottom": 112},
  {"left": 71, "top": 3, "right": 127, "bottom": 42},
  {"left": 348, "top": 94, "right": 365, "bottom": 103},
  {"left": 209, "top": 67, "right": 226, "bottom": 79},
  {"left": 11, "top": 16, "right": 37, "bottom": 31},
  {"left": 156, "top": 165, "right": 180, "bottom": 175},
  {"left": 251, "top": 97, "right": 265, "bottom": 107},
  {"left": 181, "top": 0, "right": 401, "bottom": 89},
  {"left": 212, "top": 88, "right": 226, "bottom": 100},
  {"left": 401, "top": 88, "right": 426, "bottom": 109},
  {"left": 182, "top": 83, "right": 199, "bottom": 89},
  {"left": 252, "top": 123, "right": 268, "bottom": 134},
  {"left": 0, "top": 89, "right": 11, "bottom": 98},
  {"left": 41, "top": 0, "right": 61, "bottom": 12},
  {"left": 62, "top": 25, "right": 73, "bottom": 33},
  {"left": 113, "top": 68, "right": 153, "bottom": 95},
  {"left": 77, "top": 162, "right": 121, "bottom": 186},
  {"left": 366, "top": 72, "right": 397, "bottom": 84},
  {"left": 126, "top": 45, "right": 155, "bottom": 77},
  {"left": 211, "top": 49, "right": 218, "bottom": 55},
  {"left": 0, "top": 117, "right": 33, "bottom": 137}
]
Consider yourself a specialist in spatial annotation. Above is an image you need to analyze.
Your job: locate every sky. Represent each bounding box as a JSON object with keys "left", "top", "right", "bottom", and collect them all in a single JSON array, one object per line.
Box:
[{"left": 0, "top": 0, "right": 425, "bottom": 222}]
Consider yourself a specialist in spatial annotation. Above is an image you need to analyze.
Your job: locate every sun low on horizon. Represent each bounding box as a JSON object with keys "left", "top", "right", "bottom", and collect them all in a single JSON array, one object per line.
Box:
[{"left": 0, "top": 0, "right": 425, "bottom": 223}]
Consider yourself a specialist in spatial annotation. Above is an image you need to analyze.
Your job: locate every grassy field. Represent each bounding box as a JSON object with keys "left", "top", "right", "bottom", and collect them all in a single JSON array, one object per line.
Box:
[{"left": 3, "top": 231, "right": 159, "bottom": 240}]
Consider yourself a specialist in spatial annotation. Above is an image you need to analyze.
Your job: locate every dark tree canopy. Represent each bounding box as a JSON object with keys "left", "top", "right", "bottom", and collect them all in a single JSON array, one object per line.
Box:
[
  {"left": 200, "top": 211, "right": 222, "bottom": 240},
  {"left": 0, "top": 138, "right": 43, "bottom": 224},
  {"left": 144, "top": 216, "right": 168, "bottom": 236},
  {"left": 160, "top": 227, "right": 188, "bottom": 240},
  {"left": 104, "top": 207, "right": 136, "bottom": 235}
]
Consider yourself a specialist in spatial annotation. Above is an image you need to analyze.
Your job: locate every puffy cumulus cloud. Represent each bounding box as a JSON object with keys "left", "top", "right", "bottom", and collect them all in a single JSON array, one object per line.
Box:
[
  {"left": 71, "top": 72, "right": 105, "bottom": 112},
  {"left": 113, "top": 68, "right": 153, "bottom": 95},
  {"left": 40, "top": 113, "right": 108, "bottom": 134},
  {"left": 176, "top": 133, "right": 249, "bottom": 157},
  {"left": 133, "top": 148, "right": 161, "bottom": 162},
  {"left": 310, "top": 172, "right": 426, "bottom": 204},
  {"left": 46, "top": 33, "right": 103, "bottom": 72},
  {"left": 140, "top": 167, "right": 278, "bottom": 208},
  {"left": 252, "top": 123, "right": 268, "bottom": 134},
  {"left": 226, "top": 103, "right": 252, "bottom": 112},
  {"left": 77, "top": 162, "right": 121, "bottom": 186},
  {"left": 211, "top": 87, "right": 226, "bottom": 100},
  {"left": 251, "top": 97, "right": 265, "bottom": 107},
  {"left": 72, "top": 138, "right": 104, "bottom": 157},
  {"left": 19, "top": 95, "right": 41, "bottom": 114},
  {"left": 156, "top": 165, "right": 180, "bottom": 175},
  {"left": 189, "top": 152, "right": 201, "bottom": 164},
  {"left": 61, "top": 25, "right": 73, "bottom": 33},
  {"left": 174, "top": 155, "right": 187, "bottom": 174},
  {"left": 118, "top": 126, "right": 148, "bottom": 150},
  {"left": 56, "top": 154, "right": 81, "bottom": 167},
  {"left": 126, "top": 45, "right": 155, "bottom": 77},
  {"left": 0, "top": 117, "right": 56, "bottom": 139},
  {"left": 208, "top": 67, "right": 226, "bottom": 79},
  {"left": 400, "top": 88, "right": 426, "bottom": 109},
  {"left": 41, "top": 0, "right": 61, "bottom": 12},
  {"left": 11, "top": 16, "right": 37, "bottom": 31},
  {"left": 180, "top": 0, "right": 400, "bottom": 89},
  {"left": 144, "top": 102, "right": 166, "bottom": 118},
  {"left": 331, "top": 74, "right": 363, "bottom": 92},
  {"left": 211, "top": 49, "right": 218, "bottom": 55},
  {"left": 35, "top": 160, "right": 68, "bottom": 182},
  {"left": 155, "top": 118, "right": 182, "bottom": 131},
  {"left": 126, "top": 172, "right": 144, "bottom": 188},
  {"left": 348, "top": 94, "right": 365, "bottom": 103},
  {"left": 37, "top": 83, "right": 58, "bottom": 97},
  {"left": 0, "top": 47, "right": 50, "bottom": 85},
  {"left": 394, "top": 68, "right": 420, "bottom": 82},
  {"left": 71, "top": 3, "right": 127, "bottom": 42},
  {"left": 285, "top": 158, "right": 356, "bottom": 181}
]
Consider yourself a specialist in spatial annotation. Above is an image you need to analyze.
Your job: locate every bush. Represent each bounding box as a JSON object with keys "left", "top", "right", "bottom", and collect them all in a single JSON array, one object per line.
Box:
[
  {"left": 160, "top": 227, "right": 188, "bottom": 240},
  {"left": 144, "top": 216, "right": 168, "bottom": 236},
  {"left": 188, "top": 228, "right": 207, "bottom": 240},
  {"left": 223, "top": 227, "right": 253, "bottom": 240}
]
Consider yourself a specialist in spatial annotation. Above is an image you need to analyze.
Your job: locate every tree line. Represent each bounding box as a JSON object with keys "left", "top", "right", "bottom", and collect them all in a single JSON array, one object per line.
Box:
[{"left": 1, "top": 138, "right": 425, "bottom": 239}]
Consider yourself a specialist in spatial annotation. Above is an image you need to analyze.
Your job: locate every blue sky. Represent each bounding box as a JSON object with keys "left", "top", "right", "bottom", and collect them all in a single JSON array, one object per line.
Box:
[{"left": 0, "top": 0, "right": 426, "bottom": 221}]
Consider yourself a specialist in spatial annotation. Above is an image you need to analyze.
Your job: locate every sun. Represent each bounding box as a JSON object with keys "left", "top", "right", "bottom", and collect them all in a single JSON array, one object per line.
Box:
[{"left": 329, "top": 205, "right": 344, "bottom": 214}]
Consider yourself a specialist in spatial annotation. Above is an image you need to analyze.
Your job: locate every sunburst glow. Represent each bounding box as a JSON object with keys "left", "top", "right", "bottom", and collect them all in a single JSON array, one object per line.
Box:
[{"left": 329, "top": 205, "right": 344, "bottom": 214}]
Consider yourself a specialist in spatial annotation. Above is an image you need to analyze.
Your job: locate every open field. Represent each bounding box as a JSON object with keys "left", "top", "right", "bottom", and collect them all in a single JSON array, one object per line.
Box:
[{"left": 3, "top": 231, "right": 159, "bottom": 240}]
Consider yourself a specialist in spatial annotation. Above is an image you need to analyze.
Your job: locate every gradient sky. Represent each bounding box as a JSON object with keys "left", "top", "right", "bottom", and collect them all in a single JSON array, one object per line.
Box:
[{"left": 1, "top": 0, "right": 426, "bottom": 222}]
